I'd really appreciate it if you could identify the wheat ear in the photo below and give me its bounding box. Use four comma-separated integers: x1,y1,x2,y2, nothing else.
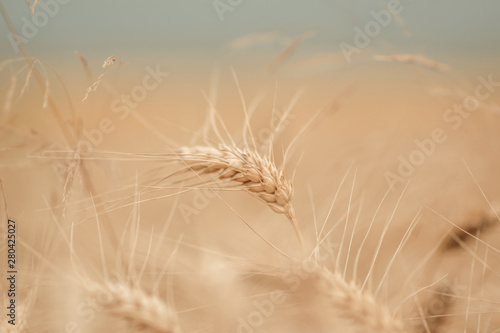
87,282,181,333
176,145,305,250
318,268,404,333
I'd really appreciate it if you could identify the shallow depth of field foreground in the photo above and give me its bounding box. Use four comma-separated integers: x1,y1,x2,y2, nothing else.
1,1,500,332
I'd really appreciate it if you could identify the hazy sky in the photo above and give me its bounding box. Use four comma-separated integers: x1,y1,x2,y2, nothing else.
1,1,499,52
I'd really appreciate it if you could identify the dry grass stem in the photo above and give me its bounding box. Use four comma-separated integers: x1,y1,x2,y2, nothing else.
266,30,316,72
373,54,450,71
82,56,129,102
24,0,39,14
74,50,92,81
3,74,16,118
228,30,280,49
82,73,104,102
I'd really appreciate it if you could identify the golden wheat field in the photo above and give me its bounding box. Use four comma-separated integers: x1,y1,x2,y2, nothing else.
1,1,500,332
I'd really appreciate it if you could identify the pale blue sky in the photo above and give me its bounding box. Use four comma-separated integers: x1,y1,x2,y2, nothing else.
0,1,499,65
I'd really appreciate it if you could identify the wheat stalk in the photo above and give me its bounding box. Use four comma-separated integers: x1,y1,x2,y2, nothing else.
86,281,181,333
317,268,404,333
372,54,450,71
176,145,305,250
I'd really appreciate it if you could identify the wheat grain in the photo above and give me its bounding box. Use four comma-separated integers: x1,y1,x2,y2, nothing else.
102,56,117,68
176,145,305,250
86,281,181,333
442,205,499,251
317,268,404,333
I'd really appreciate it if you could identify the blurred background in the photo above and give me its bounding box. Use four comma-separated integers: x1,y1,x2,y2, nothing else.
1,1,500,332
